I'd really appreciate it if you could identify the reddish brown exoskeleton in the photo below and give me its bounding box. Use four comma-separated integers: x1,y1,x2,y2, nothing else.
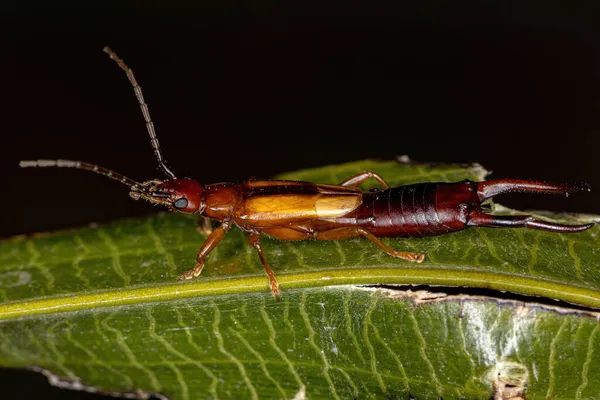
20,48,594,298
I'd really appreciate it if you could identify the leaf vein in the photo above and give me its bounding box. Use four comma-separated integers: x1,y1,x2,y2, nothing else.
260,298,304,388
178,306,219,399
343,291,365,364
211,302,258,400
63,320,134,388
147,307,218,398
25,240,54,292
575,322,599,399
146,220,178,276
526,232,542,275
335,366,359,398
101,314,161,391
299,291,340,400
229,326,288,398
96,229,130,286
164,358,190,400
475,229,514,271
72,235,91,288
456,313,476,386
408,311,443,396
368,303,410,392
45,321,78,380
546,318,569,399
363,295,387,396
568,240,583,279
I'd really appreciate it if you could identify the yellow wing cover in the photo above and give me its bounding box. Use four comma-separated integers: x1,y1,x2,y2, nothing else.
237,181,362,226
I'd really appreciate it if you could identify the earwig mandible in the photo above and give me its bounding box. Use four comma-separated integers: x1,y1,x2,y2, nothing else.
20,47,594,298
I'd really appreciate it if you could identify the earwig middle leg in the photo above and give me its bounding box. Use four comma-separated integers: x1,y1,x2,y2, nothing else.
178,221,230,280
340,171,391,189
316,227,425,262
197,217,213,236
247,232,281,299
468,213,594,233
477,179,591,201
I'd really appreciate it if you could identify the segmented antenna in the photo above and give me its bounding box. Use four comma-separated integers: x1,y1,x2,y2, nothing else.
102,46,177,179
19,160,147,192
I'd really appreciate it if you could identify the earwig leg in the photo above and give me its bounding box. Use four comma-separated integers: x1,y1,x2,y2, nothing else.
339,171,391,189
197,217,213,236
316,227,425,262
178,222,230,280
468,213,594,233
477,179,591,201
247,232,281,299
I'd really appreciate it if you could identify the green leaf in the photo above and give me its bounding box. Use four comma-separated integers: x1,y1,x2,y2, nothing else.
1,159,599,399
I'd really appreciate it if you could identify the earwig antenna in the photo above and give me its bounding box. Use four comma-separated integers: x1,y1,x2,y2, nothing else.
102,46,177,179
19,159,149,193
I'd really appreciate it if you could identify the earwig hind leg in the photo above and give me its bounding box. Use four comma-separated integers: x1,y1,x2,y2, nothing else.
178,222,229,280
316,227,425,263
197,217,213,236
339,171,391,189
468,213,594,233
248,232,281,299
477,179,591,201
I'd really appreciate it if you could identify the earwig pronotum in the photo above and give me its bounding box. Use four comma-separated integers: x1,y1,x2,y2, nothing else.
20,47,594,298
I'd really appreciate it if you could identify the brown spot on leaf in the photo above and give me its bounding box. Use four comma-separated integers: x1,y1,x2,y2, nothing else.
490,361,528,400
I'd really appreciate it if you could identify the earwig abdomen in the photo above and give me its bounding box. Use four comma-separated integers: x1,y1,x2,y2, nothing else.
355,181,481,237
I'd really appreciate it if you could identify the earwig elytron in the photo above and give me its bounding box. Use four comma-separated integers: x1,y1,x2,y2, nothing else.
20,48,594,298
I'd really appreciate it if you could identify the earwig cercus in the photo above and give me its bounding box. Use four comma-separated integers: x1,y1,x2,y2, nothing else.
20,47,595,298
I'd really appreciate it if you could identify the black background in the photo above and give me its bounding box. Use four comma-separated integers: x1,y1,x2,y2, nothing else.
5,1,600,398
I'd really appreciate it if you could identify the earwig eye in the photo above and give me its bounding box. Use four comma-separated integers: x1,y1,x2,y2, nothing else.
173,198,188,209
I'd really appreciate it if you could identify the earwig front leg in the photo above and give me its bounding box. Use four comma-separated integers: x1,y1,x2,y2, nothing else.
316,227,425,262
247,232,281,299
178,221,230,280
339,171,391,189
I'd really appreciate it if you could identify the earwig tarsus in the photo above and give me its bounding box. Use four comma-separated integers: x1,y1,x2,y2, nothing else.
20,48,594,298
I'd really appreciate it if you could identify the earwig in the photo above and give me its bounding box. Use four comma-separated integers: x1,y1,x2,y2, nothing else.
20,48,594,298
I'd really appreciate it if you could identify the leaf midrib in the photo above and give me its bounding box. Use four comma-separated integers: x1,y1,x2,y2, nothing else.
1,266,599,320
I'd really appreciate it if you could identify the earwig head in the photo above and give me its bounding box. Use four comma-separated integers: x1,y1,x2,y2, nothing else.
134,178,205,214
